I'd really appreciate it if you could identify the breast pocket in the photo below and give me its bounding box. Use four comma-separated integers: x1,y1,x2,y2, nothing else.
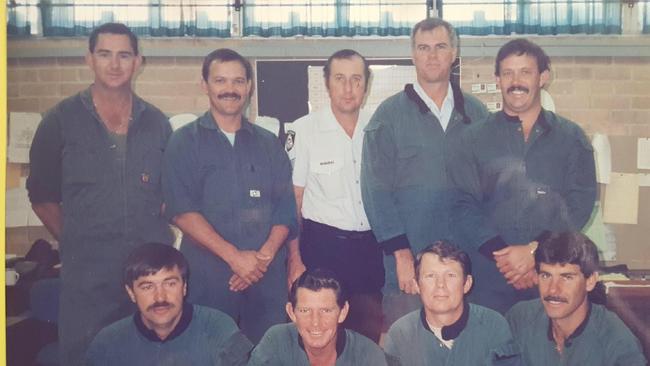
62,144,99,185
395,144,423,188
309,152,345,200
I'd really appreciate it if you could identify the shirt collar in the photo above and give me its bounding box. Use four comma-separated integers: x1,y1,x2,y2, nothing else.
298,325,346,359
80,86,146,123
197,111,254,135
420,301,470,341
404,83,471,125
546,301,592,348
133,302,193,343
317,106,340,132
413,81,454,115
499,109,552,131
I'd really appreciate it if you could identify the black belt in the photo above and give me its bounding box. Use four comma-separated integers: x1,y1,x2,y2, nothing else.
303,219,374,241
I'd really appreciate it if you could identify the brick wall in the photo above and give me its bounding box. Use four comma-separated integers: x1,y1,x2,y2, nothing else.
8,55,650,136
6,48,650,256
460,56,650,136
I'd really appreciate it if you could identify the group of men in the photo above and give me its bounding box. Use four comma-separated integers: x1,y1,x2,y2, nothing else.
26,15,646,366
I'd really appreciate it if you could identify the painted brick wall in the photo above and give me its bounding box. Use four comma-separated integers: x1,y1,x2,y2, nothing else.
8,55,650,136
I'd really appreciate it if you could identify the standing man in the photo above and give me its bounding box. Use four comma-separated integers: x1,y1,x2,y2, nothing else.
361,17,489,325
506,232,646,365
163,48,297,343
385,241,520,366
27,23,173,366
287,49,384,343
448,39,597,313
87,243,253,365
249,269,389,366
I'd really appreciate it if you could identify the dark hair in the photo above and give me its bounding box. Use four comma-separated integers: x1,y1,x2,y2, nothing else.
495,38,551,76
124,243,188,288
535,232,600,277
323,49,371,91
202,48,253,82
411,17,459,49
289,268,347,308
89,22,139,55
415,240,472,279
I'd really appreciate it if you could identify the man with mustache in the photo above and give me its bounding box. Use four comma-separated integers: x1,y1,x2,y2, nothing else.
162,48,297,343
361,17,488,328
506,232,646,365
447,39,597,313
87,243,253,365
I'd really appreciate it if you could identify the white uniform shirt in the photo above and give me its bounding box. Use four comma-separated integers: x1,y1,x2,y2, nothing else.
292,107,372,231
413,81,455,131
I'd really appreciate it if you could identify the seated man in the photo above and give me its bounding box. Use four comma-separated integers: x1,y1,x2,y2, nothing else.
86,242,253,366
248,269,389,365
384,241,521,366
507,231,647,365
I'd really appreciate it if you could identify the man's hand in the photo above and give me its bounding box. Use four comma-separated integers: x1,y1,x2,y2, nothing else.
286,254,306,290
394,248,419,294
493,243,536,286
227,250,265,287
229,251,274,292
512,269,538,290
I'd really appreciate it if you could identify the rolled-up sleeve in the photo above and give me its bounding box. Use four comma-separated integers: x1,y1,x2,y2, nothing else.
162,127,201,220
269,137,298,240
27,111,63,204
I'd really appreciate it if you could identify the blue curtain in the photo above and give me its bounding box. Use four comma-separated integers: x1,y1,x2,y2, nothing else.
641,0,650,34
7,0,35,35
243,0,427,37
15,0,231,37
443,0,622,35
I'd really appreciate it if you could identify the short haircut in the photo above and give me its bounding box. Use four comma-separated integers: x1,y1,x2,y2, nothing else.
124,243,188,288
415,240,472,279
323,49,371,90
495,38,551,76
89,22,139,55
288,268,347,308
535,231,600,278
411,17,459,49
202,48,253,82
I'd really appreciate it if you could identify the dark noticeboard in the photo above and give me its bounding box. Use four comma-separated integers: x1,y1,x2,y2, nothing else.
255,58,460,124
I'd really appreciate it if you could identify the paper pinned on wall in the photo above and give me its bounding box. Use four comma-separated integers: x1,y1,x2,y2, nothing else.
6,177,43,228
583,201,615,260
638,138,650,170
592,133,611,184
638,173,650,187
8,112,41,164
603,173,639,224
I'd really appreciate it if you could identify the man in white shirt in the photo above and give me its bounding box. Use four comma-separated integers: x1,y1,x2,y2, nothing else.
287,49,384,343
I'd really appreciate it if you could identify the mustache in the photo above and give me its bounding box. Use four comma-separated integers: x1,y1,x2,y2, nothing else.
507,85,529,94
147,301,173,311
543,296,568,303
217,92,242,100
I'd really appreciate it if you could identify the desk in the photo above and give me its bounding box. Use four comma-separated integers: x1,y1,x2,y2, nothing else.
605,280,650,361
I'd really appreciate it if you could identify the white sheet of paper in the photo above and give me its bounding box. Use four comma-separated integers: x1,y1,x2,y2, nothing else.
8,112,41,164
592,133,611,184
582,202,615,260
5,178,43,227
603,173,639,224
638,173,650,187
638,138,650,170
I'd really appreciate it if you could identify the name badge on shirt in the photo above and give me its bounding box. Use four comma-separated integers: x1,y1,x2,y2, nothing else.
250,190,261,198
